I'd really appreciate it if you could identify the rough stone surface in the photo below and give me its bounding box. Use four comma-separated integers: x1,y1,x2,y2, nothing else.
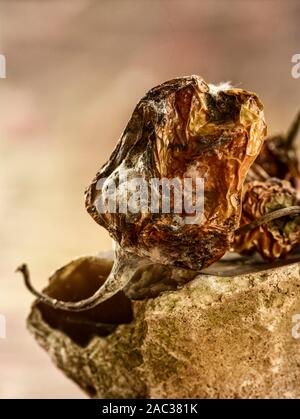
27,256,300,399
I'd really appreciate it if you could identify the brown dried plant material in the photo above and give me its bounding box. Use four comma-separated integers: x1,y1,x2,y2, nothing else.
86,77,266,268
18,76,266,310
233,179,300,260
35,256,133,346
255,111,300,187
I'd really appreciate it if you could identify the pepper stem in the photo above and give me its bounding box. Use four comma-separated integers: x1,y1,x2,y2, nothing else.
235,205,300,236
16,251,148,312
286,110,300,147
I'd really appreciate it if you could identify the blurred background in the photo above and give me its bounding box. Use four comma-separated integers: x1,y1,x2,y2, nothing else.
0,0,300,398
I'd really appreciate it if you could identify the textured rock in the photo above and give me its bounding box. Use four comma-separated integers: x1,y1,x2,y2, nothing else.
27,253,300,398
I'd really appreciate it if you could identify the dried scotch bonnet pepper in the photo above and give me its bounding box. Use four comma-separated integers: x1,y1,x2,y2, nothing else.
18,75,267,310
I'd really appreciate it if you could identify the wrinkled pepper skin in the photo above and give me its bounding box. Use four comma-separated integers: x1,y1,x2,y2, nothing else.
86,76,267,270
233,179,300,260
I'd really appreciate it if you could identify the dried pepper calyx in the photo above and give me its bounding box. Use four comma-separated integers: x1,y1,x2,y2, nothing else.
233,178,300,259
